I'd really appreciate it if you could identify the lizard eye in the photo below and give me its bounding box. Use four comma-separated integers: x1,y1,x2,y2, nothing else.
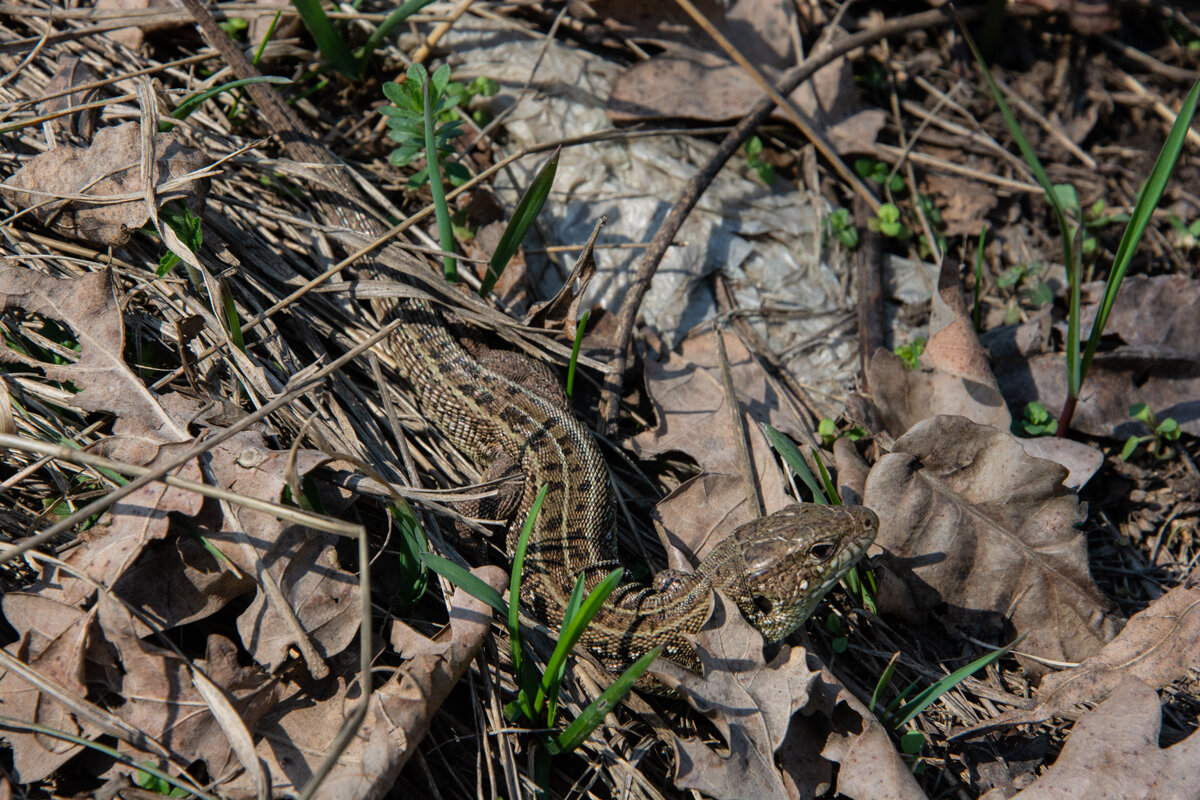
808,541,837,562
752,594,773,615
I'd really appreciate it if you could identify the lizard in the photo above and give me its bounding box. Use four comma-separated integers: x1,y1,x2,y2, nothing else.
179,0,880,674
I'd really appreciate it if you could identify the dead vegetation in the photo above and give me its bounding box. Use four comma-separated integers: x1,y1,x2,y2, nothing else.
0,1,1198,798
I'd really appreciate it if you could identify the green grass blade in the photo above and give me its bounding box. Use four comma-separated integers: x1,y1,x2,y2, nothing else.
889,638,1020,728
423,76,457,281
479,148,560,297
219,279,245,352
291,0,359,78
1079,75,1200,385
356,0,440,70
1064,226,1084,399
809,447,841,505
973,223,987,331
419,553,507,616
509,484,549,700
169,75,291,123
957,16,1073,286
565,310,590,398
536,567,625,722
870,653,899,714
763,423,827,504
546,645,662,755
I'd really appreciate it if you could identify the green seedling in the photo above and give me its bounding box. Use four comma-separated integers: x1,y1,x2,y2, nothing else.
854,158,906,193
871,639,1018,736
899,730,927,774
1012,401,1057,437
136,761,189,797
894,337,925,370
153,201,203,276
389,502,429,612
824,611,849,653
744,136,777,185
1120,403,1181,460
419,485,659,789
1168,214,1200,252
566,310,590,399
817,417,866,448
869,203,911,240
995,263,1052,324
826,207,860,249
1052,184,1129,261
958,11,1200,435
382,63,462,278
381,63,469,189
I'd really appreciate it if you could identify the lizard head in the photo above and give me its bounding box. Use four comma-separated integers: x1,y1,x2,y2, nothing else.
703,503,879,642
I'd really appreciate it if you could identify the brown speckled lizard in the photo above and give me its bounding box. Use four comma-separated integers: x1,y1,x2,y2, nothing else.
180,0,878,672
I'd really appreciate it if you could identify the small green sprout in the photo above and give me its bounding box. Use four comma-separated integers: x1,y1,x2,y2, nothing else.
1168,214,1200,252
818,417,867,448
996,263,1052,324
743,136,776,185
1120,403,1181,460
894,337,925,370
381,63,469,189
825,612,849,653
826,207,860,249
1012,401,1057,437
869,203,911,240
854,158,905,193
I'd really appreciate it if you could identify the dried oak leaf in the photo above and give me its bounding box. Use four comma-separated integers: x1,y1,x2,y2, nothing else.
227,568,505,799
994,275,1200,438
607,43,884,154
632,328,800,524
650,593,821,800
205,432,359,673
1,121,208,246
977,577,1200,731
807,656,929,800
870,262,1101,488
0,268,188,440
870,260,1011,435
0,596,111,782
36,57,100,140
98,596,278,783
981,677,1200,800
863,415,1121,668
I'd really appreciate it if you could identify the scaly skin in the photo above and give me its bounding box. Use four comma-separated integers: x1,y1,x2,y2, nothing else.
178,0,879,671
390,298,879,673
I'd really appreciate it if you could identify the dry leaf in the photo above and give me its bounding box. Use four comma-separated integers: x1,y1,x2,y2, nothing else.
584,0,795,66
607,43,885,154
99,597,278,783
985,677,1200,800
978,578,1200,731
863,415,1121,668
36,57,100,141
651,593,820,800
0,268,189,440
632,328,802,519
0,597,109,782
1,122,208,246
205,433,359,674
994,275,1200,438
231,567,506,799
869,261,1011,435
812,657,929,800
